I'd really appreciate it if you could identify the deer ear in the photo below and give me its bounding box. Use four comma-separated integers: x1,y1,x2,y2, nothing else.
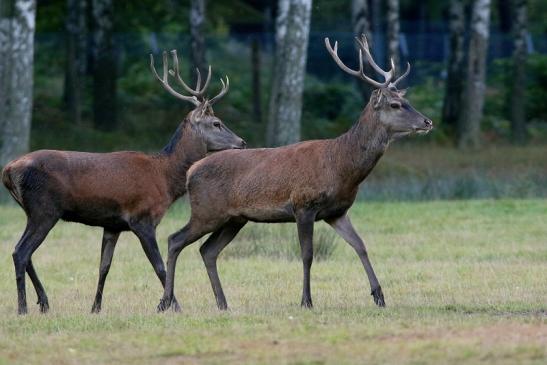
397,88,408,97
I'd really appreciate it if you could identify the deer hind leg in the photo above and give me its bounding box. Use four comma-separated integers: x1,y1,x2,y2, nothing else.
296,210,316,309
326,214,385,307
13,216,58,315
200,219,247,310
91,230,120,313
26,259,49,313
157,219,215,312
129,221,181,312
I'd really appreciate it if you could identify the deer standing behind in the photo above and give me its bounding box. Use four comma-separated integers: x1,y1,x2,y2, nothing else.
157,36,433,312
2,50,245,315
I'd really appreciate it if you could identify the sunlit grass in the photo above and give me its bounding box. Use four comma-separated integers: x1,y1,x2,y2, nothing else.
0,199,546,364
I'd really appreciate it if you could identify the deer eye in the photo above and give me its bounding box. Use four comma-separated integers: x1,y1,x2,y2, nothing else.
390,102,401,109
213,121,221,129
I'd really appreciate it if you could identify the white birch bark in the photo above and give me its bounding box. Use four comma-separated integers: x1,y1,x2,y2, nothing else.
266,0,312,147
458,0,491,148
387,0,400,69
0,0,36,167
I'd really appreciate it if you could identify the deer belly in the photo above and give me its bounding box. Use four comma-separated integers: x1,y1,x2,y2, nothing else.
61,198,130,231
241,203,296,223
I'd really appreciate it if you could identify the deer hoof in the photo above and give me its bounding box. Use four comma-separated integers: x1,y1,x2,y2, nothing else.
371,286,385,307
91,303,101,314
171,298,182,312
38,299,50,313
301,299,313,309
157,297,172,312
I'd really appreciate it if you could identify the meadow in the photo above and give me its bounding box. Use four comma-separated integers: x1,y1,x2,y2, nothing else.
0,198,545,364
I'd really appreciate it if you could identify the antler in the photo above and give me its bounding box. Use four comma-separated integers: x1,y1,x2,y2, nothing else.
325,35,410,89
150,51,200,106
208,76,229,105
150,50,230,106
168,50,212,99
391,62,411,88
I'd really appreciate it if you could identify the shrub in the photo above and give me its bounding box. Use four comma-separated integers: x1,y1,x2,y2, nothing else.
222,223,338,261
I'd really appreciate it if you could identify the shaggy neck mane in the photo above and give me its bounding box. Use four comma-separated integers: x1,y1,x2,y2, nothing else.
157,114,207,199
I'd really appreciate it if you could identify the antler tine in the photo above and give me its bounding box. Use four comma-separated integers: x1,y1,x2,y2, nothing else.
324,38,361,79
390,62,411,88
150,51,200,106
198,65,212,95
208,76,229,105
167,50,204,98
355,34,394,86
194,67,202,91
324,37,385,89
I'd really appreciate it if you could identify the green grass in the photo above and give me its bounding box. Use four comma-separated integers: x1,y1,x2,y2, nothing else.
0,199,546,364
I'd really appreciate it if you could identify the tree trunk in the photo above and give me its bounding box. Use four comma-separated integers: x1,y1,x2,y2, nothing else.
190,0,207,86
442,0,465,131
510,0,528,144
266,0,312,147
351,0,373,100
457,0,491,149
387,0,400,69
0,0,36,167
64,0,87,125
92,0,116,131
251,37,262,124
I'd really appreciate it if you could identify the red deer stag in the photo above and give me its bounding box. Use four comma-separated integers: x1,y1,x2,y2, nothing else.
2,50,245,315
156,35,433,312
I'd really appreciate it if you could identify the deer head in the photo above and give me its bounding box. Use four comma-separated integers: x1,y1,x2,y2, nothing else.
150,50,245,152
325,35,433,139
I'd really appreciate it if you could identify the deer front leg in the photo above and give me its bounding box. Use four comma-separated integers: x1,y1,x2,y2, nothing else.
295,210,316,308
130,222,181,312
91,230,120,313
326,214,385,307
158,220,209,312
200,220,247,311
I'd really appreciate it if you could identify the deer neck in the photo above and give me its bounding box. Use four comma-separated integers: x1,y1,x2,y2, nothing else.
159,121,207,199
335,105,390,185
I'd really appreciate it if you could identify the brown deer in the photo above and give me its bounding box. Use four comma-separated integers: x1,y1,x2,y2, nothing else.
156,36,433,312
2,50,245,315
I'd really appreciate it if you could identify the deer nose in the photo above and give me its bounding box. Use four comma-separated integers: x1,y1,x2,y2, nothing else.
424,119,433,128
240,139,247,148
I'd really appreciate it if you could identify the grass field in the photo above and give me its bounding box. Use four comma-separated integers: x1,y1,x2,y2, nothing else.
0,199,546,364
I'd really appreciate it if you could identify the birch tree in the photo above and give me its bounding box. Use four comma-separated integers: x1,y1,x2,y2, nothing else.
387,0,400,69
457,0,491,148
510,0,528,144
266,0,312,147
352,0,371,43
0,0,36,167
351,0,373,100
65,0,87,125
190,0,207,85
442,0,465,130
92,0,116,131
